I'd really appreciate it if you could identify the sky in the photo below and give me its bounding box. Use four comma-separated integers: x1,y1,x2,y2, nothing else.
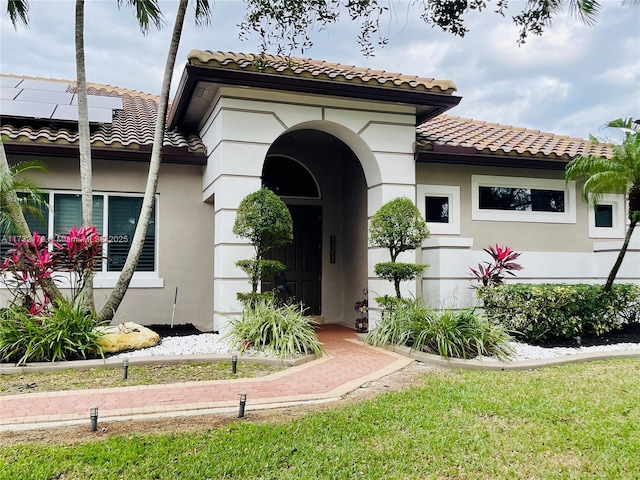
1,0,639,140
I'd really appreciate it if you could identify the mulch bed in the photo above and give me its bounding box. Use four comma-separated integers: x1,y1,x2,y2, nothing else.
147,324,206,338
531,322,640,348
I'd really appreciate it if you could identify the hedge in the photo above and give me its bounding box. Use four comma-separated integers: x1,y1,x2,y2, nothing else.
477,283,640,342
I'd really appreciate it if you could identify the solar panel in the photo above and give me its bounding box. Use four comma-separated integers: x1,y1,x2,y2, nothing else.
50,105,114,123
1,86,19,100
49,104,78,122
0,99,56,119
0,77,21,88
18,79,70,92
15,89,74,105
0,75,122,125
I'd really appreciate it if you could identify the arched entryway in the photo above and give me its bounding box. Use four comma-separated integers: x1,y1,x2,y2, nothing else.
262,155,322,314
261,128,368,323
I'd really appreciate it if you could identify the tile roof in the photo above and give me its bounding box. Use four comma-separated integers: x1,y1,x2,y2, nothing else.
187,51,458,95
416,115,612,160
0,74,206,157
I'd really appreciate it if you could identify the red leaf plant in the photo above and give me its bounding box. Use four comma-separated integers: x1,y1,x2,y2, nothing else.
470,244,523,287
0,226,103,314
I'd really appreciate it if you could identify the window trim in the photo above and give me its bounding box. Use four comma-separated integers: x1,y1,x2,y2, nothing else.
3,189,162,289
417,184,460,235
471,175,576,224
588,193,626,239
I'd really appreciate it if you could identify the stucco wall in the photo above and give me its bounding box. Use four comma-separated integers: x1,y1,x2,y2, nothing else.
2,157,214,331
416,161,640,308
416,162,595,253
199,86,419,329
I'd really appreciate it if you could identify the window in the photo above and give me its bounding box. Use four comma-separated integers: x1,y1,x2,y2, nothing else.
588,194,625,238
107,196,155,272
478,186,564,212
595,205,613,228
472,175,576,224
425,196,449,223
1,191,157,274
417,185,460,235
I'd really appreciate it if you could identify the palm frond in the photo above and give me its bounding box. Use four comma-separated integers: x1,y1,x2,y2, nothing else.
6,0,29,29
117,0,165,34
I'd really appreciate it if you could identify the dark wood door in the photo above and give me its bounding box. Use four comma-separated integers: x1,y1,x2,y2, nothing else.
262,205,322,315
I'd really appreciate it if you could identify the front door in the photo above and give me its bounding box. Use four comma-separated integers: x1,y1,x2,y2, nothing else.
262,205,322,315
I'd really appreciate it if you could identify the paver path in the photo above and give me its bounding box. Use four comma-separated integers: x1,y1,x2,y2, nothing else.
0,325,413,429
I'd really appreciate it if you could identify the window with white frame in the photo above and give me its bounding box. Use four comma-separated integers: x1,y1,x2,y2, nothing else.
588,194,626,238
1,191,157,273
417,185,460,235
471,175,576,223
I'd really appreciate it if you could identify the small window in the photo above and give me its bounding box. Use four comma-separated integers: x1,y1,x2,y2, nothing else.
417,185,460,235
425,196,449,223
595,204,613,228
588,194,625,238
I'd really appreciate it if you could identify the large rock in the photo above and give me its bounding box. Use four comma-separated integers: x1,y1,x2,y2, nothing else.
96,322,160,353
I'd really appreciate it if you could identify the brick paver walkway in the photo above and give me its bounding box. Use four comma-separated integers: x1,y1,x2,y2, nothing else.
0,325,413,430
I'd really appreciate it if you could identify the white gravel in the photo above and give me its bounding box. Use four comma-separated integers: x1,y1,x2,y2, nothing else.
502,341,640,362
111,333,239,358
112,332,640,362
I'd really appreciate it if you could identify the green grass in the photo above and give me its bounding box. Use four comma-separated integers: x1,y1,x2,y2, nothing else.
2,359,639,479
0,361,286,395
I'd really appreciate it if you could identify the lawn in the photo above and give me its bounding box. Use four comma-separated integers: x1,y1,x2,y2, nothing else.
1,358,639,479
0,361,286,395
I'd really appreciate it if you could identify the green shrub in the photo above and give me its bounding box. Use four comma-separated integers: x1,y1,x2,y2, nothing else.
0,300,105,365
366,296,434,348
223,297,324,358
477,283,640,342
366,298,513,359
414,308,514,360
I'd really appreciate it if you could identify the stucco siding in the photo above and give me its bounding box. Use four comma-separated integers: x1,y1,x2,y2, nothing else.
2,157,215,331
416,162,596,252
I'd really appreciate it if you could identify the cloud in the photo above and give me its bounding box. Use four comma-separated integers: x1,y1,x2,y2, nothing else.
1,0,638,140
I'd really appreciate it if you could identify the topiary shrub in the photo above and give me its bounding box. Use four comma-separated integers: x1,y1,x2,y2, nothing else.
477,283,640,342
233,188,293,295
369,197,429,298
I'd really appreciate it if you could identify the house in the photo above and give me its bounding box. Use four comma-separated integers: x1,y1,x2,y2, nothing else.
1,52,639,332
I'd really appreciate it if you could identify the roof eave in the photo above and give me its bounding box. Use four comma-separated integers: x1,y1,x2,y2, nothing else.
168,64,462,130
2,141,207,165
416,147,570,171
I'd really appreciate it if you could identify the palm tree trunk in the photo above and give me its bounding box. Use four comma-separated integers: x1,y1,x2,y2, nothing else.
604,220,638,292
97,0,188,322
1,140,64,305
74,0,95,313
1,141,32,238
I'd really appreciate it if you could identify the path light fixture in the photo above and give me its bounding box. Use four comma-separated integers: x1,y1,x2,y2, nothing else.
122,358,129,380
231,353,238,374
238,391,247,418
90,405,99,432
575,336,582,346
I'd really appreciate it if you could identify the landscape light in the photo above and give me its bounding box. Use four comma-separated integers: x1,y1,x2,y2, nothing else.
232,353,238,374
238,391,247,418
90,405,99,432
122,358,129,380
